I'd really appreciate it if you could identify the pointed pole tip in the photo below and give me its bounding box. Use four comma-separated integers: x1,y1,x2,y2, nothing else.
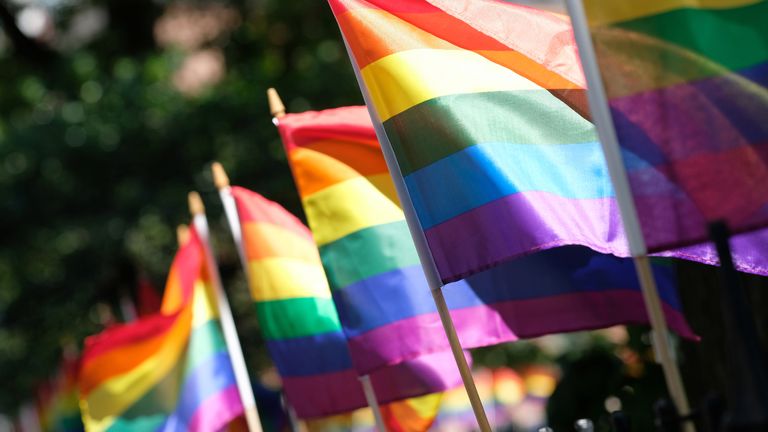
211,162,230,190
188,191,205,216
267,87,286,119
176,224,190,246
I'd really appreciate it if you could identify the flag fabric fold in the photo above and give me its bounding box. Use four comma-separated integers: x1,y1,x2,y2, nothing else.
275,105,695,376
230,186,463,419
327,0,768,283
77,228,244,432
580,0,768,253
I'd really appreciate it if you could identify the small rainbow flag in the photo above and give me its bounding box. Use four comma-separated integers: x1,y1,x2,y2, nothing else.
78,227,244,431
42,353,83,432
581,0,768,253
231,186,465,418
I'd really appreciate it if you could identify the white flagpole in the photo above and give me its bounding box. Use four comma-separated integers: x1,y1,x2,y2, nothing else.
188,191,263,432
333,26,492,431
564,1,693,428
211,163,307,432
118,293,137,323
359,375,387,432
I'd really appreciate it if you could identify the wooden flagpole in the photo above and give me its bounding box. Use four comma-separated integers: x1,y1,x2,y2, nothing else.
265,92,389,432
335,25,493,431
564,1,693,430
188,191,263,432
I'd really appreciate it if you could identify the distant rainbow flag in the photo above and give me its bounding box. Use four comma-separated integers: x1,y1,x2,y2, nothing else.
43,353,83,432
78,227,244,431
230,186,464,418
380,393,442,432
275,105,694,373
302,392,444,432
578,0,768,260
327,0,768,281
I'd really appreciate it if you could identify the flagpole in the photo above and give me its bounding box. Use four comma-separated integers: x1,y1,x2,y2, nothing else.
211,163,307,432
332,27,493,431
188,191,263,432
359,376,387,432
118,292,137,323
564,1,693,429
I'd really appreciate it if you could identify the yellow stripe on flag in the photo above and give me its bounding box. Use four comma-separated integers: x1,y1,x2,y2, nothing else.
366,173,401,208
192,280,219,328
247,258,331,301
584,0,762,27
361,48,543,121
242,222,320,262
302,176,404,246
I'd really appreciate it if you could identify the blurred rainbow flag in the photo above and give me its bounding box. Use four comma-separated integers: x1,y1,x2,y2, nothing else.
39,352,83,432
381,393,443,432
77,227,244,431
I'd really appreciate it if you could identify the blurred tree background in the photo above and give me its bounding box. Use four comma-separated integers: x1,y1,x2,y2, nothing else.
1,0,767,429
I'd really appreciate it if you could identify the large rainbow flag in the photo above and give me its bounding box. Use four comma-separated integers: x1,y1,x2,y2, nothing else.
275,105,694,374
327,0,768,281
230,186,464,418
78,227,244,431
579,0,768,254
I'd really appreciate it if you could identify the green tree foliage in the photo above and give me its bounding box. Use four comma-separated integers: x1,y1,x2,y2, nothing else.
0,0,362,411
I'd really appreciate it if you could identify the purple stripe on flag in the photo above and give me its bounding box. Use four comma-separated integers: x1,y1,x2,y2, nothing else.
281,354,467,419
423,189,768,282
347,291,695,373
657,225,768,276
187,385,243,432
609,66,768,249
369,350,466,404
281,369,368,418
423,191,628,283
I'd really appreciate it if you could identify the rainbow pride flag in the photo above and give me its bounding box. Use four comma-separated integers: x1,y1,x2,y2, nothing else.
78,227,244,432
275,105,694,372
581,0,768,253
381,393,442,432
230,186,465,418
328,0,768,281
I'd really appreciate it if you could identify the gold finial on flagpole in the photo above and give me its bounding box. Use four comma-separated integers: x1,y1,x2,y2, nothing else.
176,224,190,246
267,87,286,119
188,191,205,216
212,162,230,190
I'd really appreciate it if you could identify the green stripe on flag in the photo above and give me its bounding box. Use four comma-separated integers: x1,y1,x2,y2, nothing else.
183,320,228,378
383,90,596,176
319,221,420,290
107,415,167,432
616,2,768,71
255,297,342,340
